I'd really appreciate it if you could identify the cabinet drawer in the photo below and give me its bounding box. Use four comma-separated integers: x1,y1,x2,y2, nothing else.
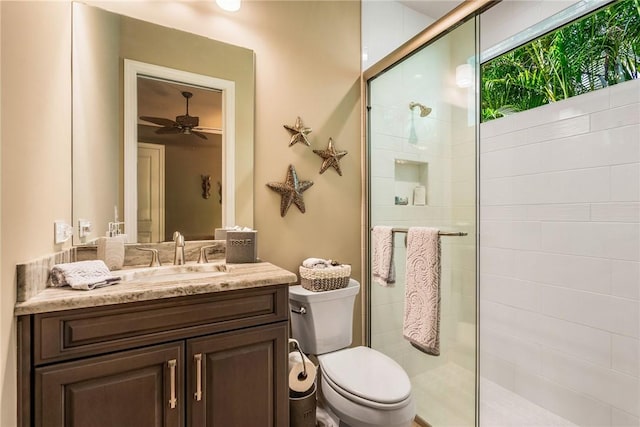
34,285,288,365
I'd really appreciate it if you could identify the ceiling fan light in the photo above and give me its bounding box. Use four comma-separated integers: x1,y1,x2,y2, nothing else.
216,0,241,12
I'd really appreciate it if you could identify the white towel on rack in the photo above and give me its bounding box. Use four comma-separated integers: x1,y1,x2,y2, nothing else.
403,227,441,356
372,226,395,286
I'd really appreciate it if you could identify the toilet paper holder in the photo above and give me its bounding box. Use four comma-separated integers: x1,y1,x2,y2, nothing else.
289,338,308,380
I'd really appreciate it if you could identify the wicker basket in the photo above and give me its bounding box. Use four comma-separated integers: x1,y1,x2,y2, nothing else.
299,264,351,292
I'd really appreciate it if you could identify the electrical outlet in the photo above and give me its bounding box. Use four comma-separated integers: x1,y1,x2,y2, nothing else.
54,221,73,244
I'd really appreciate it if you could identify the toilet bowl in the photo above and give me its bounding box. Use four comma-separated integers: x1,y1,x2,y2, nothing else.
289,280,415,427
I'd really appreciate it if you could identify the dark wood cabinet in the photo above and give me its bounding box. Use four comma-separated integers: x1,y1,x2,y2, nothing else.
188,323,287,427
35,342,183,427
19,285,289,427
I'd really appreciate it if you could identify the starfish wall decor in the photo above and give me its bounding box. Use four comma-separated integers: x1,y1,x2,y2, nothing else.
284,116,312,147
266,164,314,217
313,137,348,176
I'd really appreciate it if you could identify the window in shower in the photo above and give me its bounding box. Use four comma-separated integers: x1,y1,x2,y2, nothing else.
482,0,640,122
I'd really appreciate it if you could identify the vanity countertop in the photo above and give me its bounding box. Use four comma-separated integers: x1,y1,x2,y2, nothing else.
15,261,297,316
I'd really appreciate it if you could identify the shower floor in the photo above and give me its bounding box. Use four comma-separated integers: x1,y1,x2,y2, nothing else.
480,379,579,427
411,363,578,427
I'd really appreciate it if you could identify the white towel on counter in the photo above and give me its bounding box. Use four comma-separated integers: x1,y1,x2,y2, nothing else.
372,226,395,286
403,227,441,356
49,260,121,291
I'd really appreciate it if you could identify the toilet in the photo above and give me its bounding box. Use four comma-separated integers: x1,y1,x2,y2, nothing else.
289,279,415,427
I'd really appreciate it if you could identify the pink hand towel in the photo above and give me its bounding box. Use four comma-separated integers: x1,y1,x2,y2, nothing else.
403,227,441,356
372,226,395,286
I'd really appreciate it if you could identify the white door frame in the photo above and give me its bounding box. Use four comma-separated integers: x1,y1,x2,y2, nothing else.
123,59,235,242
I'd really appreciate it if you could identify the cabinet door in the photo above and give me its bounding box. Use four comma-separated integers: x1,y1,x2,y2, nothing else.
35,342,183,427
187,322,288,427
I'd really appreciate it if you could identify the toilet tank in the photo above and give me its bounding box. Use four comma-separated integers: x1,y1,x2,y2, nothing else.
289,279,360,355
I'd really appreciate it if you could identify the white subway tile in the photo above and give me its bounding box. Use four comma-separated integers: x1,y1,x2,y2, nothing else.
541,167,611,204
370,150,396,178
370,176,395,206
480,351,516,389
513,368,612,427
481,206,519,221
610,79,640,108
541,222,640,261
481,274,539,311
525,204,591,222
482,328,542,373
612,334,639,377
480,300,519,337
612,164,640,202
480,176,515,205
612,408,640,427
541,349,639,416
612,260,640,300
539,285,639,337
480,128,529,153
482,143,543,178
527,115,590,144
514,251,611,294
526,311,611,367
541,124,640,172
592,103,640,131
480,247,517,277
592,202,640,223
481,114,522,139
480,220,511,249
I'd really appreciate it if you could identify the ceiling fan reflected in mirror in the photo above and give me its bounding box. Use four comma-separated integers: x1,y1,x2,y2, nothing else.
140,91,208,140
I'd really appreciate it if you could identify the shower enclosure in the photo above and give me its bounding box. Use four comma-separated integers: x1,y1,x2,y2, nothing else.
365,16,479,427
366,1,639,426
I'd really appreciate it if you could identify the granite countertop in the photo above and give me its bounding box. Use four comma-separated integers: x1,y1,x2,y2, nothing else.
15,261,297,315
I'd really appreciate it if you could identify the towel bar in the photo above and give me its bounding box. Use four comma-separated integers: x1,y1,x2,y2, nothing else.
371,227,467,237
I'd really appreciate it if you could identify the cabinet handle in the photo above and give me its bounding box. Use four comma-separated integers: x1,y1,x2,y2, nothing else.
194,353,203,401
168,359,177,409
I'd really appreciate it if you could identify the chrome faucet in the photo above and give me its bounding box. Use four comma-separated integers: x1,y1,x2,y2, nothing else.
173,231,185,265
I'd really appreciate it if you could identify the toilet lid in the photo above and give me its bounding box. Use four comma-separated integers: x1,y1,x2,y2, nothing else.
318,346,411,405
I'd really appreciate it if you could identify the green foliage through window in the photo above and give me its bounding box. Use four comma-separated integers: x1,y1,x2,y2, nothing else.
481,0,640,122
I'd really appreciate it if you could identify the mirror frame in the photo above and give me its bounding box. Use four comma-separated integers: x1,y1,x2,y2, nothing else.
124,59,235,243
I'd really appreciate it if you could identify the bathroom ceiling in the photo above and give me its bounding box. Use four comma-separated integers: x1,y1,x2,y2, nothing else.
137,77,222,147
398,0,464,21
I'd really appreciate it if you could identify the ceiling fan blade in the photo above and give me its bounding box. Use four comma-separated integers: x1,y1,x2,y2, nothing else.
192,130,208,140
140,116,177,127
155,126,181,135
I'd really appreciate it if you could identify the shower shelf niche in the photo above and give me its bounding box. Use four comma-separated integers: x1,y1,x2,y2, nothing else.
394,159,428,206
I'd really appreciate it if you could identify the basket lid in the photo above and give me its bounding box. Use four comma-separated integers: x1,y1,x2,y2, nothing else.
289,279,359,302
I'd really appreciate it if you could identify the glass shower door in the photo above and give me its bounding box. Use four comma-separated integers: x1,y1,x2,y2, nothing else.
367,18,478,427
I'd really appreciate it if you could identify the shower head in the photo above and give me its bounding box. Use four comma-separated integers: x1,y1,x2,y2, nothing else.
409,101,432,117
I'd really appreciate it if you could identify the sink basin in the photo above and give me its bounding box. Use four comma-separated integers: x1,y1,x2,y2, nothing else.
118,262,227,284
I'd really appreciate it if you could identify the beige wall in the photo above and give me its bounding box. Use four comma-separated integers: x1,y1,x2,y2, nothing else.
0,1,361,425
164,142,222,240
1,2,73,425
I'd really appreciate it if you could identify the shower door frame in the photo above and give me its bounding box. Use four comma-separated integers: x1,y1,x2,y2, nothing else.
361,1,495,425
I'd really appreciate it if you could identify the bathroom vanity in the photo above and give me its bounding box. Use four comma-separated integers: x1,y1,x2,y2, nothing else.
15,260,297,427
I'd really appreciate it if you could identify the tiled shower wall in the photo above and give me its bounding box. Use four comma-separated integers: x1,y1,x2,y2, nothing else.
480,78,640,426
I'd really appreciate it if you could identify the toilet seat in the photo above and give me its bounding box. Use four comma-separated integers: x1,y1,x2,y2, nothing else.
318,346,412,409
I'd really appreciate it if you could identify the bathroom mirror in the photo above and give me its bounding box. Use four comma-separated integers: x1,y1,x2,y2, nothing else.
72,2,255,244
